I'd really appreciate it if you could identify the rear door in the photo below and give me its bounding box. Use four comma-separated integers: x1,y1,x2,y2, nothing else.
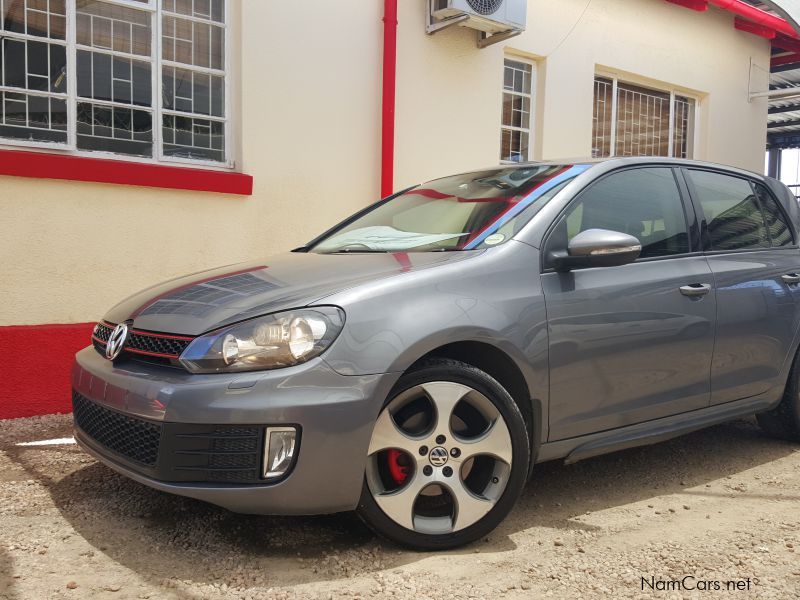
542,166,716,440
683,169,800,405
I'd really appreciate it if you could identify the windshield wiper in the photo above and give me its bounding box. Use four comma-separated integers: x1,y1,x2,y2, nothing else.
322,248,391,254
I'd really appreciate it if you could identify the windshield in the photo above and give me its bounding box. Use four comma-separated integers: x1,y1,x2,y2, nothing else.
310,164,589,253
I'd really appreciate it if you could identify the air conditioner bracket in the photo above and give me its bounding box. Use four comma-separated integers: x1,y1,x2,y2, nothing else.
477,28,522,48
426,12,470,34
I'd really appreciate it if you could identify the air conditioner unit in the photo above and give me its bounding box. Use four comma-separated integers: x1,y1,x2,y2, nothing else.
429,0,527,37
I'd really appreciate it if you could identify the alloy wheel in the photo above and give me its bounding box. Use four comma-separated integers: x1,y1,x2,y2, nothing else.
365,381,513,534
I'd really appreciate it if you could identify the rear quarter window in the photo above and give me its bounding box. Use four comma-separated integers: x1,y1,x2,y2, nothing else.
753,183,794,247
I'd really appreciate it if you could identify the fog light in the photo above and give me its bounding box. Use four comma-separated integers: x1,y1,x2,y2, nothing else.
263,427,297,479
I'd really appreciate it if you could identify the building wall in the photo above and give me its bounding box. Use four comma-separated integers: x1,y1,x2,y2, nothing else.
394,0,770,188
0,0,384,328
0,0,771,417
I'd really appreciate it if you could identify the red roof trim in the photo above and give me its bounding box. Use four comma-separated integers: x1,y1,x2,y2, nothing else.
734,16,777,39
665,0,708,12
0,149,253,196
771,51,800,67
665,0,798,41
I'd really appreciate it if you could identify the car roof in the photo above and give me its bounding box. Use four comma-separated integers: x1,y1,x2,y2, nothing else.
514,156,765,179
446,157,768,184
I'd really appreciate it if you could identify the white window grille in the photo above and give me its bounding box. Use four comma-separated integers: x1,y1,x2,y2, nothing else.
592,75,695,160
501,58,534,163
0,0,230,167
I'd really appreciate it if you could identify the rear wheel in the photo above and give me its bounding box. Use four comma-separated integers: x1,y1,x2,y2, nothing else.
757,350,800,442
357,358,529,550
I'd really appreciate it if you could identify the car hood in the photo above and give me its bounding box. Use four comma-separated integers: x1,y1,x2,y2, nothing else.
103,251,474,336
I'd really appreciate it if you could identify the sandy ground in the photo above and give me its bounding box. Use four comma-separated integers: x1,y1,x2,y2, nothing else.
1,414,799,600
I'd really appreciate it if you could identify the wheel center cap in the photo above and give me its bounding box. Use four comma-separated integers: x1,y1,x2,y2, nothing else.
428,446,449,467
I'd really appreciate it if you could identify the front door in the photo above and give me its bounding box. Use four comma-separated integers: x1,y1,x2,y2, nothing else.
541,167,716,441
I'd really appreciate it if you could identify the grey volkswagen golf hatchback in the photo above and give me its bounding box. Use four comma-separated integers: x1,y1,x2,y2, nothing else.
74,157,800,550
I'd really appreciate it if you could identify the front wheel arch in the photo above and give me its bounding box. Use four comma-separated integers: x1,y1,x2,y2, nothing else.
407,341,542,474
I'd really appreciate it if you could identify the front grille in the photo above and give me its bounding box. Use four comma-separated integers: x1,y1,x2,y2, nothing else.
73,392,267,484
128,331,192,356
94,323,112,343
163,425,264,483
72,391,162,466
92,321,193,361
213,436,259,453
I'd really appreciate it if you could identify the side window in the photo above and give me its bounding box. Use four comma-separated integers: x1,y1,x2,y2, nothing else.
753,184,794,247
545,167,690,264
687,170,769,251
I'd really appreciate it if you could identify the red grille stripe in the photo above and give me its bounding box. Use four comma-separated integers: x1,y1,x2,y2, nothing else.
126,348,182,359
129,329,194,341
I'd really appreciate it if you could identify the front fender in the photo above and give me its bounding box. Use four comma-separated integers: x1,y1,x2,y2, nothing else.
319,243,549,409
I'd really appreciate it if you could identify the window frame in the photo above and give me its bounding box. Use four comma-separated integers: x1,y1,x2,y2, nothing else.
540,165,699,273
592,72,698,161
751,180,797,248
0,0,233,170
500,56,535,164
681,167,799,254
0,0,71,150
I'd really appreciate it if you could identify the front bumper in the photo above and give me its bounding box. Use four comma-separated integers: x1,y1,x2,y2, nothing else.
72,347,398,515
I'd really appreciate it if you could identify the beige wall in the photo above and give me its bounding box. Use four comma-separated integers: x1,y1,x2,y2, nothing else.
394,0,770,188
0,0,383,326
0,0,770,326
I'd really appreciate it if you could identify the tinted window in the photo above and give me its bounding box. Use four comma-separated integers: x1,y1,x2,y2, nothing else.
688,170,769,251
546,167,689,262
753,183,793,247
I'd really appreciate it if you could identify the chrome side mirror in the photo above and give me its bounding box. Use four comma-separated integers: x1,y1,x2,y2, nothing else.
549,229,642,272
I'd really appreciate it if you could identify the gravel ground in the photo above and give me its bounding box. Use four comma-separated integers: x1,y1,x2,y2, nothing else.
1,414,799,600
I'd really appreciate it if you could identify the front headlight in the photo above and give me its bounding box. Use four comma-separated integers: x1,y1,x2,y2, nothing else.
179,307,345,373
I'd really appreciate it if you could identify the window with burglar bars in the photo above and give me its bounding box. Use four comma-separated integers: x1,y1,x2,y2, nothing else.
0,0,229,166
501,58,534,163
592,76,695,160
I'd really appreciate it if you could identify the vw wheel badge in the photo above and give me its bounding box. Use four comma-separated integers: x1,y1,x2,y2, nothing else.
429,446,449,467
105,322,130,360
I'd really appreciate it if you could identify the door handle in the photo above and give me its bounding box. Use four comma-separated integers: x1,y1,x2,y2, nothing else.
679,283,712,297
781,273,800,284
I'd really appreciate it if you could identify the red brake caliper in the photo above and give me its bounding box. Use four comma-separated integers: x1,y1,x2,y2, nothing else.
387,449,410,485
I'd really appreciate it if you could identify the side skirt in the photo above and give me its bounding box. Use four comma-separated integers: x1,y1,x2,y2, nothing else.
536,393,780,465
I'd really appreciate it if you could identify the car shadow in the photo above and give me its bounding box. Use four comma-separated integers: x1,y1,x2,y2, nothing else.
3,417,797,591
490,418,799,547
0,546,16,600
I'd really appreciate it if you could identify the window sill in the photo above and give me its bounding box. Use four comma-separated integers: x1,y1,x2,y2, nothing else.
0,149,253,196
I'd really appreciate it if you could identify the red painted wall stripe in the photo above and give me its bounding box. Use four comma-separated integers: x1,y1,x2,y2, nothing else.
0,149,253,195
0,323,94,420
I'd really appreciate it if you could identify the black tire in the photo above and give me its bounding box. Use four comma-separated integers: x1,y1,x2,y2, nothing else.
356,357,530,550
757,350,800,442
